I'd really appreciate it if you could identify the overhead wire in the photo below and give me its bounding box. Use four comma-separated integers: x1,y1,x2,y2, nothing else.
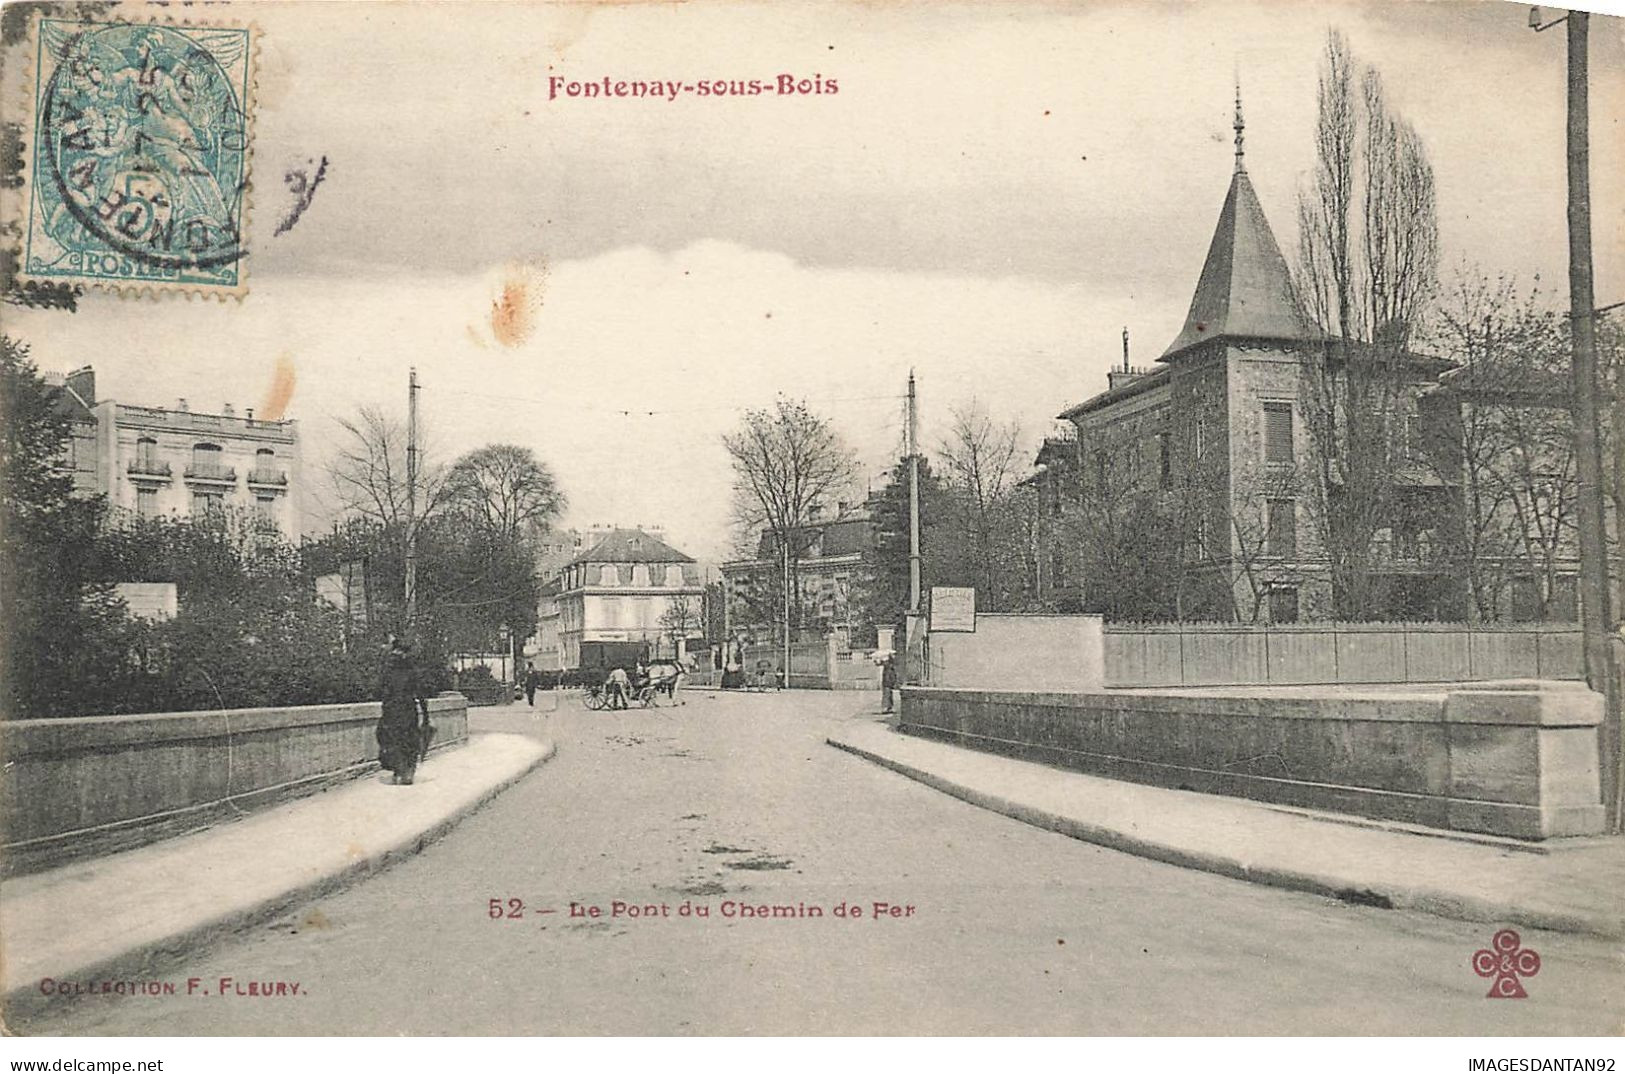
437,386,906,418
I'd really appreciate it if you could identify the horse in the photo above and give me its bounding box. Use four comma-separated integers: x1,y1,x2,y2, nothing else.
644,661,686,702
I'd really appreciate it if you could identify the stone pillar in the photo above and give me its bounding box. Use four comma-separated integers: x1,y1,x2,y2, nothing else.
1443,680,1606,838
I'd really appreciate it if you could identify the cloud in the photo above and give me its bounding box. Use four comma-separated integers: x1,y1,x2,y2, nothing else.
234,0,1625,302
6,239,1156,559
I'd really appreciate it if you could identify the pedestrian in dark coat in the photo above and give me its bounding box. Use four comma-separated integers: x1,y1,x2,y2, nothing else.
880,654,898,714
378,636,431,785
524,661,539,707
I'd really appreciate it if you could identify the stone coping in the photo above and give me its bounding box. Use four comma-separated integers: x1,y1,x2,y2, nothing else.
1,693,468,755
902,682,1601,728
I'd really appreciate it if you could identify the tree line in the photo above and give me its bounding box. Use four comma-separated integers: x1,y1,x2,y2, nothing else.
721,31,1619,631
0,337,565,718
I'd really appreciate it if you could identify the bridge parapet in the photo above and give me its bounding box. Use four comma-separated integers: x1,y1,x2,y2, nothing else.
0,694,469,876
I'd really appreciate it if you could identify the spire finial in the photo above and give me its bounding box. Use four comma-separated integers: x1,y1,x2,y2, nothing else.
1233,81,1246,173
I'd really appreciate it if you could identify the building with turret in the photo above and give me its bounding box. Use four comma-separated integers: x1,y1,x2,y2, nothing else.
1030,94,1468,622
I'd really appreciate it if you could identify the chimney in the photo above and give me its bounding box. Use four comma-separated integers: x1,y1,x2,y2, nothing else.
245,407,255,422
1107,329,1145,391
176,398,189,413
223,403,235,417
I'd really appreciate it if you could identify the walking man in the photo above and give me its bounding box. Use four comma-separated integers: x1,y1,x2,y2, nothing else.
524,661,539,707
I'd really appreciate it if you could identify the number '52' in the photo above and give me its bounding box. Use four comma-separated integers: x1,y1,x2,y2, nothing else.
488,898,524,919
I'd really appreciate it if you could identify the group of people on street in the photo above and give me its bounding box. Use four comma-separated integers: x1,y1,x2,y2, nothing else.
378,633,895,786
602,660,687,708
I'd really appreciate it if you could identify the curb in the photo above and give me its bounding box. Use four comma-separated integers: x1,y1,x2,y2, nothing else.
2,738,557,1019
827,733,1621,941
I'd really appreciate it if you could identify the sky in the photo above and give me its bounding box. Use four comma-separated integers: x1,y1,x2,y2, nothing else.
5,0,1623,562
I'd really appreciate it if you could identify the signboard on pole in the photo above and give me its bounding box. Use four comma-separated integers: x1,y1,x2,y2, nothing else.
929,586,976,632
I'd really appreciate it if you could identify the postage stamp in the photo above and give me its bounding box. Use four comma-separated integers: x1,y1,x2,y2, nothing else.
19,15,254,295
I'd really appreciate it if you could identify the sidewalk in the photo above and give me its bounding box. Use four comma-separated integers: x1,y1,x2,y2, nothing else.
829,719,1624,940
0,733,553,1012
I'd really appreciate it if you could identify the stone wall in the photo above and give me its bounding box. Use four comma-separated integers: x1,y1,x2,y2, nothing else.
0,694,468,875
928,615,1105,692
899,681,1603,839
1104,623,1583,688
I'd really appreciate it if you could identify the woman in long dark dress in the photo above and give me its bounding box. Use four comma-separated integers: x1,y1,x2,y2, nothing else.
378,637,430,785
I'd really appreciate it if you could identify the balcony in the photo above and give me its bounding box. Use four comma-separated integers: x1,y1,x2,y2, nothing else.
126,459,173,481
246,467,288,487
183,462,237,486
116,404,296,440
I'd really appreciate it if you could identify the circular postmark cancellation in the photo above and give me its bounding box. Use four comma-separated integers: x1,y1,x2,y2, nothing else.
26,18,253,289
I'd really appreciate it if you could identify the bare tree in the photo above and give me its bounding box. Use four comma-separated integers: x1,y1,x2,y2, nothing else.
722,398,858,641
1429,270,1576,621
325,406,449,532
936,401,1026,609
1295,29,1441,618
658,593,703,656
443,444,566,541
432,444,565,673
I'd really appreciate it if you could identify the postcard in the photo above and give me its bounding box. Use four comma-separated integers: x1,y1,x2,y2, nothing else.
1,0,1621,1052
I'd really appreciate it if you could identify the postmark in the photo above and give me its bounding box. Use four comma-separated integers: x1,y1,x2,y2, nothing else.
19,14,255,295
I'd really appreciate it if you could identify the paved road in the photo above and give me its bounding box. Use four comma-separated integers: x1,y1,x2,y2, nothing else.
22,690,1623,1035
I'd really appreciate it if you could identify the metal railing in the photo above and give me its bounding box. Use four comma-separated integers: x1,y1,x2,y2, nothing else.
126,459,172,477
183,462,237,482
246,467,288,485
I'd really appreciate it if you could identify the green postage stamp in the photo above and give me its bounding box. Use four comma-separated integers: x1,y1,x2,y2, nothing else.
20,14,255,295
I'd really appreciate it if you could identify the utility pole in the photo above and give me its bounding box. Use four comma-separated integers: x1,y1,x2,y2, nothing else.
405,367,420,631
907,369,921,613
782,529,792,690
1537,7,1622,830
905,370,923,686
721,569,731,638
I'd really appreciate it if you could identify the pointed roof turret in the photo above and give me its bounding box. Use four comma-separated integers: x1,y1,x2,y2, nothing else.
1158,92,1318,363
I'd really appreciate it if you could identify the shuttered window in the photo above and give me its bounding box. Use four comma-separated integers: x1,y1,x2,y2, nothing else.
1263,403,1294,464
1269,587,1300,623
1267,499,1296,558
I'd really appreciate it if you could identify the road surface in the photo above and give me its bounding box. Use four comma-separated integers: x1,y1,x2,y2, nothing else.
18,689,1623,1034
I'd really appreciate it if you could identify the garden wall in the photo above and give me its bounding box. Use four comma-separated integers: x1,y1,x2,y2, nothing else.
925,614,1106,692
1103,622,1584,688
